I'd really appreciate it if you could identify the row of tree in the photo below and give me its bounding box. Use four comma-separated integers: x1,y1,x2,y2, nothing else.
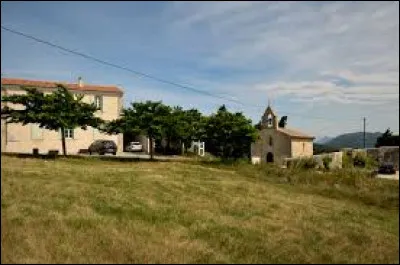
1,85,257,159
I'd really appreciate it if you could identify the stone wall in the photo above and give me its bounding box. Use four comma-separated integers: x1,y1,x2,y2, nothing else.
342,147,399,170
283,151,343,169
291,139,313,158
251,156,261,165
367,147,398,169
313,152,343,169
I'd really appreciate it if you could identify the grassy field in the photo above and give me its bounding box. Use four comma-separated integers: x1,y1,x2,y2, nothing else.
1,155,399,264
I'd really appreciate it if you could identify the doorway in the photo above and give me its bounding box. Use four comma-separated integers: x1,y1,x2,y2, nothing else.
266,152,274,163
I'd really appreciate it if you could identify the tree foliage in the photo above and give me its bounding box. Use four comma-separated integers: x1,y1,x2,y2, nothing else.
254,121,262,130
159,106,183,154
278,116,287,128
1,85,102,155
313,143,339,155
102,100,171,159
203,105,257,159
162,107,205,154
375,128,399,147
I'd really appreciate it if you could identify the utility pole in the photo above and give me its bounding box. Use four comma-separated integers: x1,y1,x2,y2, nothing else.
363,117,366,149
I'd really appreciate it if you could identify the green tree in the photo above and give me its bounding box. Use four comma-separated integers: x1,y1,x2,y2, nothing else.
160,106,181,154
1,85,103,156
178,108,205,154
376,128,399,147
156,106,206,155
254,121,262,130
278,116,287,128
102,101,170,160
203,105,257,159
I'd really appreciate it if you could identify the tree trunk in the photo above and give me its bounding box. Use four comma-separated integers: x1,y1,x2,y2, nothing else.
163,137,166,155
149,137,154,160
61,127,67,156
167,137,171,155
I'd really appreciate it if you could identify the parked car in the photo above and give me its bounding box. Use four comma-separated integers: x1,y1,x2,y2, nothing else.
126,141,143,152
378,162,396,175
88,140,117,155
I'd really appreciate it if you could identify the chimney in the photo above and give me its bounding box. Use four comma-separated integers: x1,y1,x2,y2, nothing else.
78,76,83,87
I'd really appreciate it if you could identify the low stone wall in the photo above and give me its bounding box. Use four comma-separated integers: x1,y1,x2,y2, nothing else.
251,156,261,165
283,151,343,169
344,146,399,170
313,152,343,169
252,146,398,169
368,147,398,169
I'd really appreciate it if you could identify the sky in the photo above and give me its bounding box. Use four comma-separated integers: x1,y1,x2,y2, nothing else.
1,1,399,139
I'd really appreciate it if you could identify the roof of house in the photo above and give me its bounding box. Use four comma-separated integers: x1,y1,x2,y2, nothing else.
1,78,123,95
277,127,315,139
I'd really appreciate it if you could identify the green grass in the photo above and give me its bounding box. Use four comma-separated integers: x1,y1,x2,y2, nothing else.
1,155,399,264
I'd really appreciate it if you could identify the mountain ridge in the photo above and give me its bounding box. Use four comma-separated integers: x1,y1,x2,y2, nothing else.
323,131,383,149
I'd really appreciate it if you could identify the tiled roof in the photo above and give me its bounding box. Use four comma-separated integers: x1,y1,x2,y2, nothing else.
1,78,123,95
277,127,314,139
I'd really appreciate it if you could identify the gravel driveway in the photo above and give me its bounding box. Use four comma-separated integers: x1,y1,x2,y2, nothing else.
82,152,193,161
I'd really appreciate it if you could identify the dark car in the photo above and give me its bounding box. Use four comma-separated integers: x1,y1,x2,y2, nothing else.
378,162,396,175
88,140,117,155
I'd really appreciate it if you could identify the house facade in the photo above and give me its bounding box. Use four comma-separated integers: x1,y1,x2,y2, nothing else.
251,105,314,165
1,77,124,155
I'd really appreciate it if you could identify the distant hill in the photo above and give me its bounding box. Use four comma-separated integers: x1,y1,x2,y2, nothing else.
324,132,382,149
313,143,339,155
315,136,333,144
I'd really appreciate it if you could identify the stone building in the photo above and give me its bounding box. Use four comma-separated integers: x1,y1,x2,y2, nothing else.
1,77,124,155
251,105,314,165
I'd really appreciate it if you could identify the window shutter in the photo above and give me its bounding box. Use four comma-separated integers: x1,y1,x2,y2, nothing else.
94,95,103,112
99,96,103,111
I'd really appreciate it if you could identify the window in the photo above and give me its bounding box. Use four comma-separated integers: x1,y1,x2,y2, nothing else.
94,95,103,111
31,124,43,140
269,136,273,146
302,142,305,152
64,128,74,139
267,114,273,127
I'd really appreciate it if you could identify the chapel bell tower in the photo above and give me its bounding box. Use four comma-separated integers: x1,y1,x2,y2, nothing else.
261,104,278,129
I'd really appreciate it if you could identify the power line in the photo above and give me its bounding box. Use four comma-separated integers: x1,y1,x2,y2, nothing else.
2,25,324,120
1,25,393,123
1,25,244,106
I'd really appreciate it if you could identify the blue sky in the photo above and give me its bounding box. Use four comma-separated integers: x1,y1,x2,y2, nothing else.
1,1,399,139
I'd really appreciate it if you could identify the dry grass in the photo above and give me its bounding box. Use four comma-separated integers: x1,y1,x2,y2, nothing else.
1,156,399,264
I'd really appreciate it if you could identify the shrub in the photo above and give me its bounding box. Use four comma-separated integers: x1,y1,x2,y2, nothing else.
289,157,317,170
303,157,317,169
342,153,354,168
322,156,333,170
365,155,379,169
353,152,367,168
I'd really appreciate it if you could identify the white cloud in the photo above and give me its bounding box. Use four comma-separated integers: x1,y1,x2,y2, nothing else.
253,78,399,105
164,2,399,111
167,1,398,75
320,70,399,86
